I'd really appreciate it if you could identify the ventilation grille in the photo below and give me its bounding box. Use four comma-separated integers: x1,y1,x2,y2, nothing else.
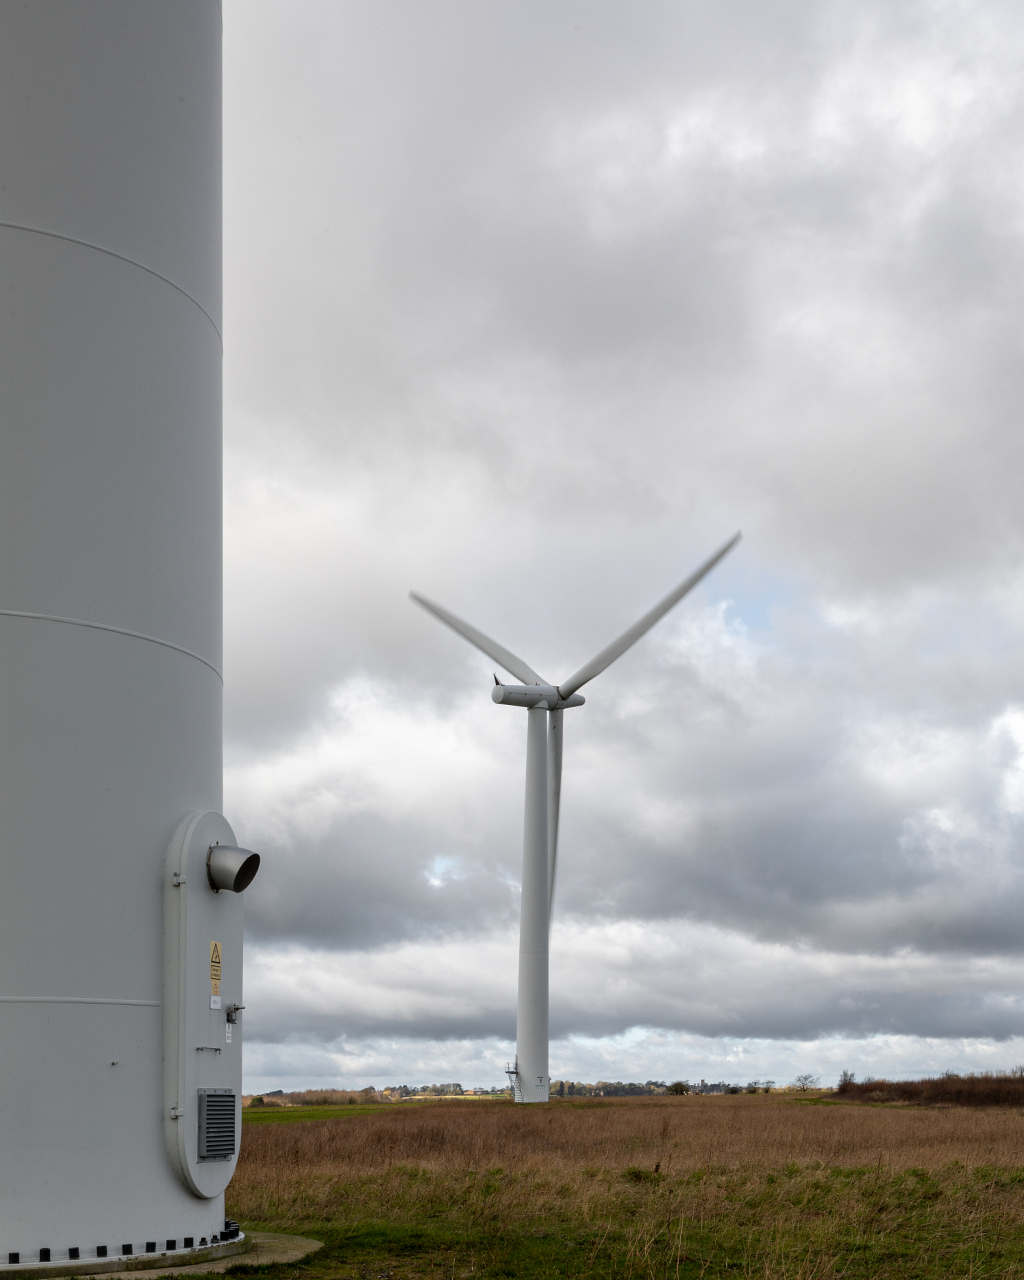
198,1090,236,1161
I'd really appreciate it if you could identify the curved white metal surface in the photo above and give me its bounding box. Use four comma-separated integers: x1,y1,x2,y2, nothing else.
0,0,231,1261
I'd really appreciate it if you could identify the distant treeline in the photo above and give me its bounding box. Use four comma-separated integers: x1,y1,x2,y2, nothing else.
247,1081,673,1105
551,1080,668,1097
838,1071,1024,1107
245,1085,508,1107
247,1088,383,1108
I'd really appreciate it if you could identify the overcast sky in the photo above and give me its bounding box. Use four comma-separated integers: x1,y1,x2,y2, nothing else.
223,0,1024,1092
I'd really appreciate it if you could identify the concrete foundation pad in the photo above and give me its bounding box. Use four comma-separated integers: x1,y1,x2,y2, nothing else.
142,1233,323,1275
0,1233,323,1280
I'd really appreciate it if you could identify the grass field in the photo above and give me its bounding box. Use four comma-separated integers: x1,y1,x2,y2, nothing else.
225,1093,1024,1278
243,1103,414,1125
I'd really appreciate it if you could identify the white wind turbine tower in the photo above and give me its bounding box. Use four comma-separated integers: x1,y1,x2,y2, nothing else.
411,533,740,1102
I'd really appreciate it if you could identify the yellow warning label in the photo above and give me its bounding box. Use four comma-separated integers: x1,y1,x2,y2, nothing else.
210,941,222,996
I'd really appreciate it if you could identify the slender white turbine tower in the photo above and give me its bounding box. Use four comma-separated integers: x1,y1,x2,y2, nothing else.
412,533,740,1102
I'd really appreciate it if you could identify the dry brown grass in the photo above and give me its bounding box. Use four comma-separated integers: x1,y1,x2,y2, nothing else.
238,1093,1024,1175
227,1096,1024,1277
228,1093,1024,1225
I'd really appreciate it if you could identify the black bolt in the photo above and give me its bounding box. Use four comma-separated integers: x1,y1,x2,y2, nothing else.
68,1248,80,1260
166,1240,176,1251
39,1249,51,1262
97,1246,107,1258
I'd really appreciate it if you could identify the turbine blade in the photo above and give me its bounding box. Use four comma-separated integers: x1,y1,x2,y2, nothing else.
547,708,563,922
409,592,547,685
557,533,741,698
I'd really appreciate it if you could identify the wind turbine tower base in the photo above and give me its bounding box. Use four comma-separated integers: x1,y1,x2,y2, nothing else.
0,1,246,1265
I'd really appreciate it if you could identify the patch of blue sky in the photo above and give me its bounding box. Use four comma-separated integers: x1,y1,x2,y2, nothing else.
693,556,806,643
424,854,470,888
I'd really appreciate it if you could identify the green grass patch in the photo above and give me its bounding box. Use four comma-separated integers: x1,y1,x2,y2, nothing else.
243,1098,513,1125
243,1102,428,1125
227,1162,1024,1279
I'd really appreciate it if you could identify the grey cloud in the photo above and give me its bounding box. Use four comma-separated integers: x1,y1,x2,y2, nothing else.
222,0,1024,1060
241,812,520,950
233,596,1024,963
239,923,1024,1044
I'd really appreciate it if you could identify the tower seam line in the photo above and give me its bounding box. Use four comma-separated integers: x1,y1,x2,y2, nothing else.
0,997,160,1006
0,220,223,345
0,610,223,681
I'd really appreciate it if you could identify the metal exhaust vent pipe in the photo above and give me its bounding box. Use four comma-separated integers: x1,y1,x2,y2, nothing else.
207,846,261,894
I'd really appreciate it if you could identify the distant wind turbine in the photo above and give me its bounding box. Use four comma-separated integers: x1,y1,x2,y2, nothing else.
410,533,741,1102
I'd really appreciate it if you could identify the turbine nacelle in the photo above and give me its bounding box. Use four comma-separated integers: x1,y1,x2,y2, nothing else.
491,683,585,709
